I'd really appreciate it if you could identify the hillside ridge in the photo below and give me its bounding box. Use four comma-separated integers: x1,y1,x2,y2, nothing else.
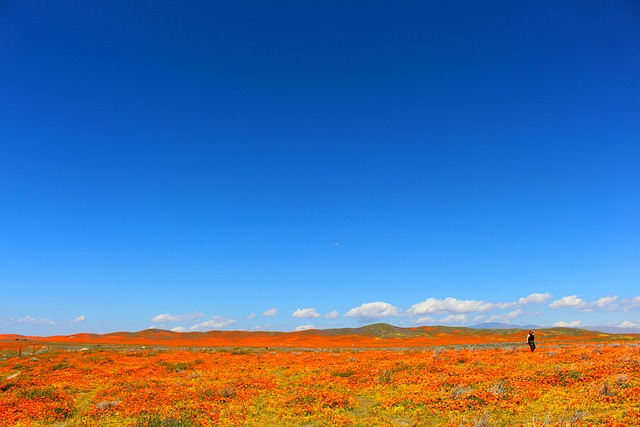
2,322,638,349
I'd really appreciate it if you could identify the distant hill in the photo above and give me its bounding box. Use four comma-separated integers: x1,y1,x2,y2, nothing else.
2,323,638,349
581,325,640,334
470,322,541,330
470,322,640,335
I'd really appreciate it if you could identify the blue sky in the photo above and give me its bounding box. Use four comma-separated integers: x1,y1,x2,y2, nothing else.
1,1,639,335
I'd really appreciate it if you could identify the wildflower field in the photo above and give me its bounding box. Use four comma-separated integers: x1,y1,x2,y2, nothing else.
1,336,639,426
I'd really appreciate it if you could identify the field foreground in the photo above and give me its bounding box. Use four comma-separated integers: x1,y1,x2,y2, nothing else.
1,339,640,426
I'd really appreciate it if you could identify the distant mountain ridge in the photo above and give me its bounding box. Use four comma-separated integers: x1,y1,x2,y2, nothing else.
581,325,640,334
470,322,640,334
470,322,541,330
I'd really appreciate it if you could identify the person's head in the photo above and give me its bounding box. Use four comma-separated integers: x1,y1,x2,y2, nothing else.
529,330,534,334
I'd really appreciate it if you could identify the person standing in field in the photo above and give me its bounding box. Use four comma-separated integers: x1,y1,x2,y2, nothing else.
527,330,536,352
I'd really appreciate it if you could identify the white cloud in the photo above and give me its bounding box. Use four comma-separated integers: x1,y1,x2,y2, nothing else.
413,316,434,325
553,320,582,327
324,310,339,319
295,325,317,331
618,321,639,328
472,315,485,324
189,316,236,331
72,315,86,324
152,314,177,323
438,314,468,325
622,297,640,312
549,295,622,312
247,313,257,320
549,295,587,309
262,308,278,316
518,293,552,305
498,293,553,309
504,309,523,321
171,326,186,332
592,296,618,309
292,308,321,318
408,297,493,316
151,312,204,323
344,302,400,320
18,316,36,324
19,316,55,325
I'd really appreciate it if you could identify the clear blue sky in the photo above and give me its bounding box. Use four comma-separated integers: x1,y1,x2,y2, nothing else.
1,1,639,335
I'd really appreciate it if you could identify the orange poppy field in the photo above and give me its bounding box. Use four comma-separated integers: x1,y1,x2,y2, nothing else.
1,326,639,426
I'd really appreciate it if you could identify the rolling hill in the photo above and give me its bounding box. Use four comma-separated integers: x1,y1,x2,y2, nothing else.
470,322,640,334
2,323,638,349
